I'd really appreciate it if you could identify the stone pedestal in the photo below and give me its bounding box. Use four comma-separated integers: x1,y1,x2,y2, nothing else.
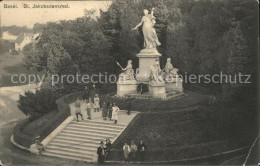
165,77,183,93
117,80,138,97
149,82,167,100
136,48,161,82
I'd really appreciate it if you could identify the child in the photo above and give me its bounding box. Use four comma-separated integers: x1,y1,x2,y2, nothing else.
75,98,83,122
94,94,100,112
86,100,92,120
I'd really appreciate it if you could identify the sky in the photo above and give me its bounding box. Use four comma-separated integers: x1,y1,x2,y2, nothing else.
0,1,112,28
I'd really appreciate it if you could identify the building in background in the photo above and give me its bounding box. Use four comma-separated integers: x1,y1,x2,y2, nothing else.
2,31,18,41
14,33,40,51
15,33,33,51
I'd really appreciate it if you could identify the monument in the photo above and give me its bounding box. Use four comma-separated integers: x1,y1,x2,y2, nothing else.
116,8,183,100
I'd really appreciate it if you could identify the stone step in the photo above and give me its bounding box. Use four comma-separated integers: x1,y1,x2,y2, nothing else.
44,148,94,159
68,123,125,131
61,129,118,138
65,126,121,135
166,92,178,97
43,151,93,162
166,93,185,98
166,91,178,95
68,124,123,132
49,141,99,150
71,120,126,128
47,144,97,153
50,139,100,147
57,133,114,142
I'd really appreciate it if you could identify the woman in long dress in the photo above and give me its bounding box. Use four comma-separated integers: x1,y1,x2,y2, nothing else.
132,8,161,49
112,103,119,124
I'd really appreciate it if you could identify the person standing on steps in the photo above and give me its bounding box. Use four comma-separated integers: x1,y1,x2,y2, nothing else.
82,85,89,102
112,103,119,124
75,97,84,122
94,94,100,112
90,84,98,102
97,141,105,163
126,97,133,115
123,142,131,163
102,101,108,120
137,139,146,161
86,99,92,120
108,102,113,121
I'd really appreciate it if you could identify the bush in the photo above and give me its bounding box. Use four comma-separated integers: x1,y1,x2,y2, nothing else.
14,91,74,147
21,92,75,142
18,89,59,118
0,40,14,54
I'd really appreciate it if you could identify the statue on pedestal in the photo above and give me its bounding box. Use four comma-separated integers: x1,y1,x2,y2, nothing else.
118,60,135,81
150,60,164,83
132,7,161,49
163,58,180,82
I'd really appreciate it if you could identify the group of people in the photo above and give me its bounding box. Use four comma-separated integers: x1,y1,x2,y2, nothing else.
97,139,112,163
75,97,121,124
122,139,147,163
97,139,147,163
75,84,123,124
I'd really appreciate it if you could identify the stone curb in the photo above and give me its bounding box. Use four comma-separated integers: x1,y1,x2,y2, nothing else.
10,134,30,152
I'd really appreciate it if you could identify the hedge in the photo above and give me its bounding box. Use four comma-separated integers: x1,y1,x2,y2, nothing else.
13,91,80,147
13,118,34,148
101,91,209,112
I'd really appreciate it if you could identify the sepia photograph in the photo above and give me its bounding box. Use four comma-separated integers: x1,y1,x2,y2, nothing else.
0,0,259,165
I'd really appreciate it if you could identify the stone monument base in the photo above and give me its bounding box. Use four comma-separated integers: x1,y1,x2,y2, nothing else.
148,82,167,100
117,80,138,97
136,48,161,82
165,78,183,93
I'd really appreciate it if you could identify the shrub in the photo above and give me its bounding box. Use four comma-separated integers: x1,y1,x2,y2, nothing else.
18,89,59,118
21,92,74,142
14,91,73,147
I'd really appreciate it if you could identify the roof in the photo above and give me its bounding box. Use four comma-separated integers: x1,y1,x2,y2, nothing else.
14,33,33,43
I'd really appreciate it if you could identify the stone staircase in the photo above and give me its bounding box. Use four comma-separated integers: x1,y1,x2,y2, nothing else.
42,119,127,162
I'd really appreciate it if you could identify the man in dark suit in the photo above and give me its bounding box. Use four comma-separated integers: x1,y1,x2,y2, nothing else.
137,139,146,161
126,97,133,115
82,86,89,102
97,141,105,163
